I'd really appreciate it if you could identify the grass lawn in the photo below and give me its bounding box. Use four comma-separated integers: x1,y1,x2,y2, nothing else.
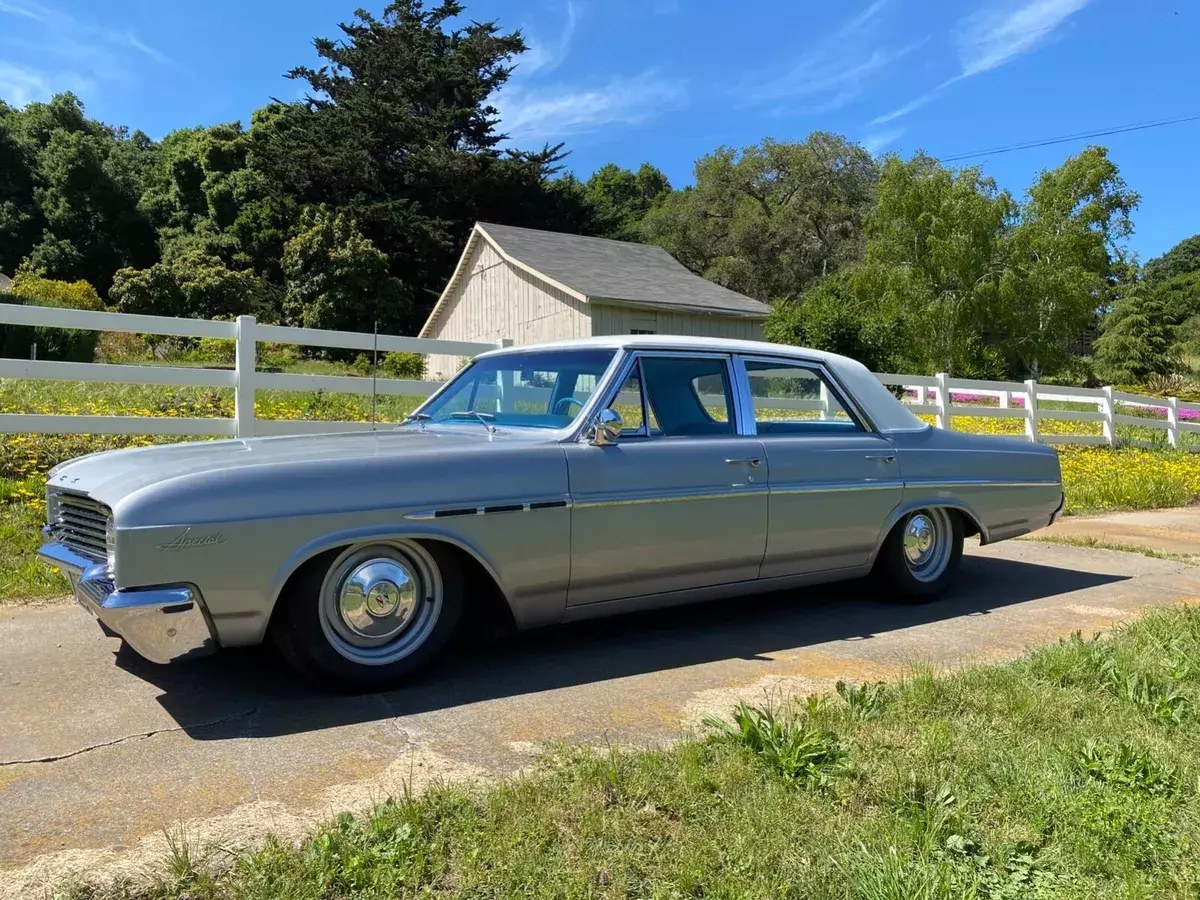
56,605,1200,898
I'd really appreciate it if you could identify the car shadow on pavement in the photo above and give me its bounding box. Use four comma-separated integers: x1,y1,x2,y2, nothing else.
117,553,1126,739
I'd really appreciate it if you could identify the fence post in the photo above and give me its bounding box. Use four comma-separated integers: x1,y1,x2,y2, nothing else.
935,373,951,430
235,315,257,438
1101,386,1115,447
818,381,831,420
998,390,1009,409
1167,396,1179,449
1024,379,1039,443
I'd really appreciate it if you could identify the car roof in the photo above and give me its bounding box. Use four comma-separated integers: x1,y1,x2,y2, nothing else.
475,334,852,368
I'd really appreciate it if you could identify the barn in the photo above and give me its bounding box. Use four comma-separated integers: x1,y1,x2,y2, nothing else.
418,222,770,379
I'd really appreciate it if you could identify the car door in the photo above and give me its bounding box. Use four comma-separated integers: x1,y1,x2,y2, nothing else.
565,352,768,607
736,355,904,578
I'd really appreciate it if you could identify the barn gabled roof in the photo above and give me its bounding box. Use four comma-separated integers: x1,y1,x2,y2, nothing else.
419,223,770,337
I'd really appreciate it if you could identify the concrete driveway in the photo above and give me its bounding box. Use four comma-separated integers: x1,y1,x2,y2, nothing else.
4,535,1200,895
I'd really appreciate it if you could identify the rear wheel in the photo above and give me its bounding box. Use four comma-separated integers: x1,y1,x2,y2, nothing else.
273,540,463,691
874,508,963,603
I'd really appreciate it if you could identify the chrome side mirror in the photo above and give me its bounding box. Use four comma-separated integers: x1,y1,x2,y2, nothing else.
588,409,622,446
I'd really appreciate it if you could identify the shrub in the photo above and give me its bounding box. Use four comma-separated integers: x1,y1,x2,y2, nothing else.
379,352,425,380
0,273,104,362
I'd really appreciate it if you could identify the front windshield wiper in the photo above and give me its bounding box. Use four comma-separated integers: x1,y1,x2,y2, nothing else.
402,412,431,427
446,410,497,433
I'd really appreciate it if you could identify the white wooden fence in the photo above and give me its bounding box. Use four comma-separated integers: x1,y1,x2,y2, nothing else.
0,306,501,437
0,302,1197,448
875,372,1200,450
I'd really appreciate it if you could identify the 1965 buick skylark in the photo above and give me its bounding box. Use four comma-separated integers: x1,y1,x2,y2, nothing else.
38,336,1065,689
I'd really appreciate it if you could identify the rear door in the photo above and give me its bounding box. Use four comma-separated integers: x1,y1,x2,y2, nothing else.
736,356,904,577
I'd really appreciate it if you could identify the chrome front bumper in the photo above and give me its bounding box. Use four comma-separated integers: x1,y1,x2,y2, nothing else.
38,541,217,664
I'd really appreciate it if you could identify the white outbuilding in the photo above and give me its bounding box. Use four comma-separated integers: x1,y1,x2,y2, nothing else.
418,223,769,379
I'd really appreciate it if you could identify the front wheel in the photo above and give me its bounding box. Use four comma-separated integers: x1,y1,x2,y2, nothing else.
873,508,964,603
272,540,463,691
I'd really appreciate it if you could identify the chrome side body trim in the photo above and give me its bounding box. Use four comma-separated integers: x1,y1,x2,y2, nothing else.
38,540,217,664
405,498,570,520
573,487,769,509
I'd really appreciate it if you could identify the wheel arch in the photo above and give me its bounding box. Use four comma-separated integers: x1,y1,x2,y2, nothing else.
868,499,987,567
263,526,515,640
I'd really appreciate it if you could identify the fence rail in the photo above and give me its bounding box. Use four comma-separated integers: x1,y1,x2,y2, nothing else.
0,306,503,437
1,302,1197,449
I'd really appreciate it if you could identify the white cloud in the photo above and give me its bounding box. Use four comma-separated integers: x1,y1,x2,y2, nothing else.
123,32,170,65
519,2,581,76
868,0,1093,125
0,0,171,106
869,81,953,125
499,74,686,140
0,62,90,106
958,0,1093,76
742,0,923,113
0,0,48,21
862,127,905,154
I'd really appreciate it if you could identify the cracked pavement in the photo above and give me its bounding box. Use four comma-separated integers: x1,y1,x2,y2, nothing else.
4,529,1200,896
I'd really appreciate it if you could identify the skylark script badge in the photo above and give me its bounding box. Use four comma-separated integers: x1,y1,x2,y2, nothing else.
156,528,227,552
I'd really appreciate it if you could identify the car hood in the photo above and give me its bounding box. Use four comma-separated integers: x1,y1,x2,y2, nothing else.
49,426,547,507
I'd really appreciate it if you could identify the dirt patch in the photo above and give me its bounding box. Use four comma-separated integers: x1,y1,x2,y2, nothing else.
0,747,487,900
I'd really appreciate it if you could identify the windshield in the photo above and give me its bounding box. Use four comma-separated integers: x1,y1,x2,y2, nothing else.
415,349,617,429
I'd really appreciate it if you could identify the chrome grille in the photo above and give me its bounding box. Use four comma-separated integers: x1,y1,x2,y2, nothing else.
49,492,112,564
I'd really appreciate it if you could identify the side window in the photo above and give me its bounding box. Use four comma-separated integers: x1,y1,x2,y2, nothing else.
640,356,735,437
606,363,661,436
744,361,863,435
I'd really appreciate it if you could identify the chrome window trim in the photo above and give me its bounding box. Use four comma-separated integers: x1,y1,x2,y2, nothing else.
731,353,879,437
577,349,751,441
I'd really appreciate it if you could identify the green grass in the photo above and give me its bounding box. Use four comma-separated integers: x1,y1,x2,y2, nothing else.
55,606,1200,898
0,475,67,603
1023,533,1199,563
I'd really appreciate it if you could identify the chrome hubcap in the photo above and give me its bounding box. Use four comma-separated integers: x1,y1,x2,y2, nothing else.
337,558,419,642
901,509,953,583
903,515,935,566
319,542,443,666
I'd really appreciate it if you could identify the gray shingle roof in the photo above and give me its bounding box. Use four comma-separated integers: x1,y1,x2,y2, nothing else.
477,223,770,318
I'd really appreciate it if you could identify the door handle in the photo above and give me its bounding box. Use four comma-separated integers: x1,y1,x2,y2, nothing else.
725,458,762,468
865,453,896,463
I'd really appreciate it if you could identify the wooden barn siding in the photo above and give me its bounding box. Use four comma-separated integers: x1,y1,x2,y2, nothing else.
590,303,764,341
423,241,590,379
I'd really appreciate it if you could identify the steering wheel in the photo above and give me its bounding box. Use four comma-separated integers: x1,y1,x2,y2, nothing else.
553,396,584,415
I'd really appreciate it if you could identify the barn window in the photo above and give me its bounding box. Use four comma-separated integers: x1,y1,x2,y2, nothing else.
630,312,657,335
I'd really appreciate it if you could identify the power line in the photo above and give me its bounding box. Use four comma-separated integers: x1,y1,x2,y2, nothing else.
939,113,1200,162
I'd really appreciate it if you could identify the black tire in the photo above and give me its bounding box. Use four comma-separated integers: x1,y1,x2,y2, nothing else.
873,508,964,603
272,540,464,692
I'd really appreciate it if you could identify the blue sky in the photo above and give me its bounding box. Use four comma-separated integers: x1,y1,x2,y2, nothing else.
0,0,1196,260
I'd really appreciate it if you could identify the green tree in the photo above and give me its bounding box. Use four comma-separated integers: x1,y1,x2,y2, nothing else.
282,206,406,333
1094,283,1179,383
855,153,1015,377
763,270,913,374
110,246,277,320
584,163,671,241
247,0,591,333
641,134,878,302
13,94,158,295
1144,235,1200,285
997,147,1139,377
